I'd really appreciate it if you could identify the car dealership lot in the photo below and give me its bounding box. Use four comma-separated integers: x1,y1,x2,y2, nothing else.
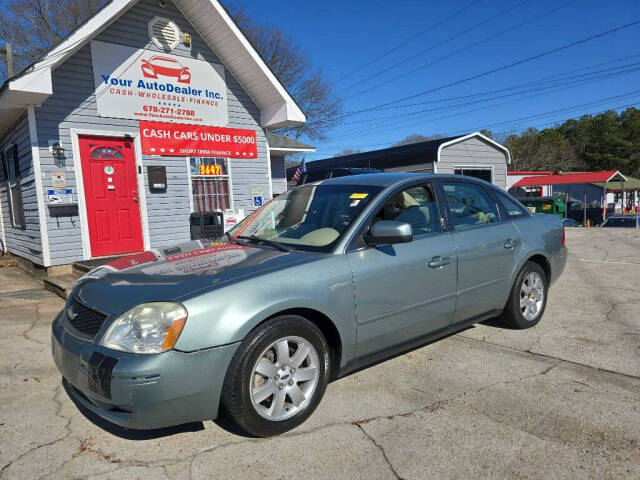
0,228,638,480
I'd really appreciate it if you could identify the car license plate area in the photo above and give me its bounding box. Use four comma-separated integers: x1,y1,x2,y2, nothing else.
87,352,118,399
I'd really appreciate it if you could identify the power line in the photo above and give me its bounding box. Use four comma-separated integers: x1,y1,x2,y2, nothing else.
342,0,533,92
358,51,640,112
346,0,575,99
337,63,640,128
314,94,640,154
327,67,640,141
333,20,640,120
334,0,483,84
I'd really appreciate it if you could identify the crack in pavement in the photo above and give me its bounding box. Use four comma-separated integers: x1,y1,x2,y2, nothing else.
355,423,406,480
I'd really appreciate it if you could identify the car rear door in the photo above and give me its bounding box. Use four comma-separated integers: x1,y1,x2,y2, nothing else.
347,182,458,358
438,180,521,324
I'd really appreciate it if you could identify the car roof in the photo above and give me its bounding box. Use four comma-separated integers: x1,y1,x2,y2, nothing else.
318,172,495,188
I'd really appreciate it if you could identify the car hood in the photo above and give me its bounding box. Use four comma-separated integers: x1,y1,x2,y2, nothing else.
71,240,321,316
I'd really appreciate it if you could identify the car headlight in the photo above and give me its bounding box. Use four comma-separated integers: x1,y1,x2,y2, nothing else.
100,302,188,354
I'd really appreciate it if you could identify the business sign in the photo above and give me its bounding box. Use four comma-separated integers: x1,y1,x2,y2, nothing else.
47,189,73,205
139,120,258,158
91,40,227,125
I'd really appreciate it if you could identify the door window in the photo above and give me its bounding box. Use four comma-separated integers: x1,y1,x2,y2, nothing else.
373,184,441,236
442,181,499,230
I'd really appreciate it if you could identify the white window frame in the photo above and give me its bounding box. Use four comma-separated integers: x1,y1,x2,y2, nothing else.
70,128,151,260
190,157,233,213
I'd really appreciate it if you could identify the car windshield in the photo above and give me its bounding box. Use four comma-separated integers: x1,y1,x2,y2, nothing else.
229,184,382,252
602,217,637,227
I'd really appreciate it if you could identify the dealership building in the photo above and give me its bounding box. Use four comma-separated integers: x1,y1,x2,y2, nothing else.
0,0,313,269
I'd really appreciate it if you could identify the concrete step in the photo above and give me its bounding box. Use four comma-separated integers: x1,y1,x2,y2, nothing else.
72,262,93,276
43,274,81,300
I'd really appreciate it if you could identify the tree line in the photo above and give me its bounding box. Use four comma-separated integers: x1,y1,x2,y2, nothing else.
497,107,640,177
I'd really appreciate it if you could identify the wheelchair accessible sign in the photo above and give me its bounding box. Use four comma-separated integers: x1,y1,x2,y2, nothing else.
252,187,263,207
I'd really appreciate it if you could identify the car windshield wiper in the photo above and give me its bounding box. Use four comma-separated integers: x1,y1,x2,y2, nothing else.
235,235,290,252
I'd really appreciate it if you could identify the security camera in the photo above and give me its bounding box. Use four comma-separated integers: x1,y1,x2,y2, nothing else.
159,0,167,7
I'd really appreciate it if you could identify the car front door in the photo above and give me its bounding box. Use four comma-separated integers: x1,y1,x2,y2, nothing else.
347,183,458,358
439,180,521,323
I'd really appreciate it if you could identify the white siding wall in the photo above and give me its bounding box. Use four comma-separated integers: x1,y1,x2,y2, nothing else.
438,137,509,189
0,113,43,264
33,0,270,264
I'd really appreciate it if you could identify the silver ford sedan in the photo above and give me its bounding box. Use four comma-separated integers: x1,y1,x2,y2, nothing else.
52,173,566,437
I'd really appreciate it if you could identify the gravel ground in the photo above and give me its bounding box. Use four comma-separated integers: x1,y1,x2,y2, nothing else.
0,228,638,480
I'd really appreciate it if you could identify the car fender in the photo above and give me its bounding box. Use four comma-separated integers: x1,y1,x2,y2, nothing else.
174,255,356,366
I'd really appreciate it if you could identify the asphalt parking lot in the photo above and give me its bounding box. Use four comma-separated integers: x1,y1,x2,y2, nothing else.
0,228,638,480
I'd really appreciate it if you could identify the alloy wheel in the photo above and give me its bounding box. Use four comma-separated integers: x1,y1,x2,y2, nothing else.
520,271,545,321
249,336,320,421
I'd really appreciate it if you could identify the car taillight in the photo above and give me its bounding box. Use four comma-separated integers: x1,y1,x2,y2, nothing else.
561,225,566,247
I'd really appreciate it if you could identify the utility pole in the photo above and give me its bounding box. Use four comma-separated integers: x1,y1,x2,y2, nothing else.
0,43,14,78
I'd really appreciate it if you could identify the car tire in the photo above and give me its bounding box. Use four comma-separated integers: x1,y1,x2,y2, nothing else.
499,261,548,329
221,315,330,437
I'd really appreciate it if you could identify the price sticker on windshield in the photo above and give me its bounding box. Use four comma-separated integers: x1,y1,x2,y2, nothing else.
350,193,369,199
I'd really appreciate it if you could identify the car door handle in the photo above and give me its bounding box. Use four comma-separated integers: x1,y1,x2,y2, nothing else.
504,239,520,249
428,256,452,268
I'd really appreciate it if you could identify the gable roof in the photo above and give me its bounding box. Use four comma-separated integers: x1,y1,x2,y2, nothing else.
308,132,510,170
266,132,315,153
0,0,305,135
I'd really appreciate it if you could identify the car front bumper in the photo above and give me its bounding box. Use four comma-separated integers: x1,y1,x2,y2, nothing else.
51,311,239,430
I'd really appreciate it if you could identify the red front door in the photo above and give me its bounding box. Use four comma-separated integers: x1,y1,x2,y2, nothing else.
79,136,143,257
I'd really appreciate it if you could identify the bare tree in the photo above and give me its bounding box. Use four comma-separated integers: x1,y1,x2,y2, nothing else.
0,0,107,81
333,148,361,157
231,9,341,142
392,133,443,147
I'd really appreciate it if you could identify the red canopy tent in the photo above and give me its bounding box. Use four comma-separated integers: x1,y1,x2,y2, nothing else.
512,170,628,222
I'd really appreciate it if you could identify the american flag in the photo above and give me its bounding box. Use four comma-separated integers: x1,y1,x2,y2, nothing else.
292,158,306,183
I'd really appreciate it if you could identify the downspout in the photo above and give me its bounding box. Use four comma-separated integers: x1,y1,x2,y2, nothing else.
27,105,51,267
0,193,6,252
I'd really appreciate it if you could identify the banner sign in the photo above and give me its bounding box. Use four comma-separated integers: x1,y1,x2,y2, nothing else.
91,40,228,125
139,120,258,159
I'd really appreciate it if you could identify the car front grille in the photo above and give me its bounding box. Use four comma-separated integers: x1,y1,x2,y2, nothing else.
65,297,107,339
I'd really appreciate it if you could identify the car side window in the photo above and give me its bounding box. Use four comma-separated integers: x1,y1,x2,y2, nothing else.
495,191,529,219
373,184,441,236
442,181,499,230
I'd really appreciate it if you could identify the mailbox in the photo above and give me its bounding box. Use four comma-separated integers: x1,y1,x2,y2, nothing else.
147,166,167,192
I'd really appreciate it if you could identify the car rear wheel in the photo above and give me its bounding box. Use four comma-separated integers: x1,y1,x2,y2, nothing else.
221,315,330,437
499,261,548,329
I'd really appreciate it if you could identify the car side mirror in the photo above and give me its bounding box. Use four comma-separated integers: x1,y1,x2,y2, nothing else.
365,220,413,245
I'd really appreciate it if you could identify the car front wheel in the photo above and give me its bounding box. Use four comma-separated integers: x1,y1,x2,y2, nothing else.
499,261,548,329
221,315,330,437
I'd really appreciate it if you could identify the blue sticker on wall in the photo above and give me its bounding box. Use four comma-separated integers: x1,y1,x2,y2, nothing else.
253,196,263,207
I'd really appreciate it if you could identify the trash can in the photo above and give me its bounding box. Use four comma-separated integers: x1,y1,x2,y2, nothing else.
519,196,566,219
190,211,224,240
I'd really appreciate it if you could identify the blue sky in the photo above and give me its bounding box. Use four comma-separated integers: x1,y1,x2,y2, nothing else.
228,0,639,160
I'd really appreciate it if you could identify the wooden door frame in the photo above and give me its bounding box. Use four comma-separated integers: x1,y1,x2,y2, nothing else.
70,128,150,260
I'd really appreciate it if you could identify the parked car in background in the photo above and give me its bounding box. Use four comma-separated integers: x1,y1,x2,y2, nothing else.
295,167,380,186
562,218,583,228
52,173,566,437
600,215,640,228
